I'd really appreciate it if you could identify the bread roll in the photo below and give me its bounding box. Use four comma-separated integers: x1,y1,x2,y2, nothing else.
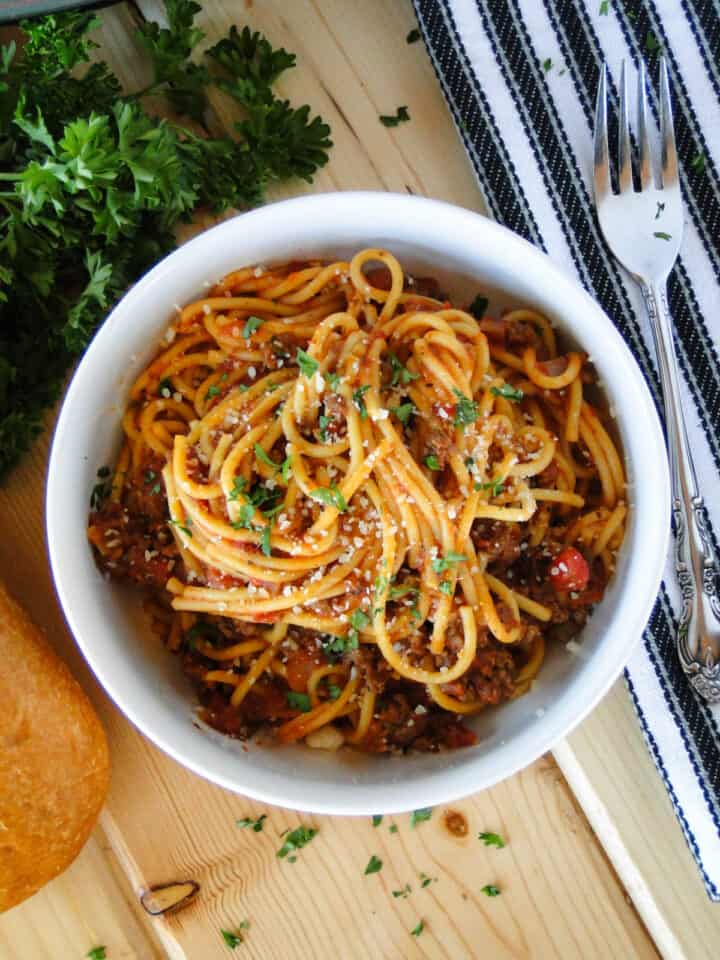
0,583,110,912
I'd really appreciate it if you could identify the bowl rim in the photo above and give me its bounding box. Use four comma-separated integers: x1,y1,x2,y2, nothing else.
46,191,670,814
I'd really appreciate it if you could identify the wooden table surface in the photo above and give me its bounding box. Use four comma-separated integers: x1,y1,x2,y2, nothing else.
1,2,719,958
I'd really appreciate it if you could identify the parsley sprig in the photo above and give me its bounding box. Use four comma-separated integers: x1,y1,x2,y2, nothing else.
0,6,332,481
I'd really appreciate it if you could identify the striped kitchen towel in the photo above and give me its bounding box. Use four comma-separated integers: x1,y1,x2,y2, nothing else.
412,0,720,899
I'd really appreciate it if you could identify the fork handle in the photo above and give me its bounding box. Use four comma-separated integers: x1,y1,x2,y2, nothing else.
642,279,720,702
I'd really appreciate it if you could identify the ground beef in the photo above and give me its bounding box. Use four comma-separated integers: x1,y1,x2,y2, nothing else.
361,692,477,753
88,496,177,589
472,519,524,568
422,420,455,470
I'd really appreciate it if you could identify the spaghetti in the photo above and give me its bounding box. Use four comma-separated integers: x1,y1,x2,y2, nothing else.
88,249,626,753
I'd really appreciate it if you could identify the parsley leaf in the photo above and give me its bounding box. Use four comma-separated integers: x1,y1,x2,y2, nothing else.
310,483,348,512
406,28,421,44
86,949,107,960
654,231,672,241
318,414,332,442
393,883,412,897
327,683,342,700
424,454,441,470
260,523,272,557
372,814,383,827
322,632,359,660
168,517,192,537
379,105,410,127
411,920,424,937
391,402,415,424
388,583,418,600
491,384,523,402
237,814,267,832
481,884,501,897
478,831,505,848
410,807,433,827
287,691,311,713
296,348,319,378
277,825,317,858
452,389,478,429
254,442,277,468
542,58,553,73
388,352,418,386
389,824,399,834
645,30,661,55
599,0,610,13
431,552,466,574
475,478,505,497
691,152,705,173
438,580,454,596
364,854,383,875
243,315,264,338
352,384,371,419
205,384,221,400
220,924,249,949
655,201,665,220
350,609,370,631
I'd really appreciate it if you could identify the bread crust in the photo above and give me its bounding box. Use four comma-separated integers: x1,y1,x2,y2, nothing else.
0,583,110,912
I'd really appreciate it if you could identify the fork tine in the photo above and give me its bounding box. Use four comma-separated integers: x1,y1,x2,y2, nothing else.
659,56,679,188
618,61,633,192
593,63,611,199
636,60,653,189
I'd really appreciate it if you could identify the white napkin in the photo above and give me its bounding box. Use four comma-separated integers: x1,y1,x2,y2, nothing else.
412,0,720,899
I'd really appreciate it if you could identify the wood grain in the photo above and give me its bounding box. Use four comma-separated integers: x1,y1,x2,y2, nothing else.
0,1,704,957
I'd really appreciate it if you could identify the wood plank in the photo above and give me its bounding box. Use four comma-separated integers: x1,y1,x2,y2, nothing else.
556,682,720,960
0,1,668,957
0,830,161,959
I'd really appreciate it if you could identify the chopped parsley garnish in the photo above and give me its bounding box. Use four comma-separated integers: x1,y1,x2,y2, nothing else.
229,475,248,501
388,583,418,601
389,352,418,386
599,0,609,13
431,552,466,574
86,949,107,960
254,443,277,468
542,57,553,73
352,384,371,419
310,483,348,512
151,483,162,495
410,920,424,937
90,465,112,509
221,923,249,949
481,884,501,897
654,231,672,241
364,854,383,875
391,403,415,425
277,825,317,859
410,807,433,827
406,28,421,43
287,691,311,713
231,502,256,530
372,814,383,827
327,683,342,700
438,580,454,596
206,384,221,399
318,414,332,442
325,371,341,392
280,456,292,483
323,632,359,660
242,315,264,339
158,377,173,396
393,883,412,898
478,831,506,848
424,454,441,471
475,478,505,497
452,389,478,429
350,609,371,631
646,30,661,54
296,348,319,378
655,201,665,220
691,152,705,173
260,524,272,557
144,470,156,484
168,517,192,537
236,814,267,832
491,383,523,402
374,574,389,598
420,872,434,888
379,105,410,127
468,294,489,319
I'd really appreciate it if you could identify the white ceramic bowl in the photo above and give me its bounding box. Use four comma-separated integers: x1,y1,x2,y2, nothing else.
47,192,670,814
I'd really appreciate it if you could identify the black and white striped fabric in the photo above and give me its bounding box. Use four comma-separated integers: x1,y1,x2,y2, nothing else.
412,0,720,899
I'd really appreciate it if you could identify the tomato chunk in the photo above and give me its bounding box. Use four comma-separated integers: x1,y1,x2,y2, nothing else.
549,547,590,593
285,647,324,692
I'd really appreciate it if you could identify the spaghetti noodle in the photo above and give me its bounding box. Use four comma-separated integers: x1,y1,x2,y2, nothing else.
88,249,626,753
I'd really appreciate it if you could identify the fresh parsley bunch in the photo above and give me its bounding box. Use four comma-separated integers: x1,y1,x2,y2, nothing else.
0,3,332,480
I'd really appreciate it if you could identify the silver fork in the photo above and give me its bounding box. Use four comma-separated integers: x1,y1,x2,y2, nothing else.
594,58,720,703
